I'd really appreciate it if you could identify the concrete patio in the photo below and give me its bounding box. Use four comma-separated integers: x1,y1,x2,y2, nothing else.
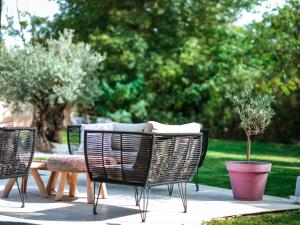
0,171,299,225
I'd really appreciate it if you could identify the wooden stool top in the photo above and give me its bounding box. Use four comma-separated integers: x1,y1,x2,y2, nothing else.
47,155,87,173
31,161,48,170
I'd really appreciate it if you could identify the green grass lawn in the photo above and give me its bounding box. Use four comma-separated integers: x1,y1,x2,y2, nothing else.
196,138,300,225
59,131,68,145
203,210,300,225
196,138,300,198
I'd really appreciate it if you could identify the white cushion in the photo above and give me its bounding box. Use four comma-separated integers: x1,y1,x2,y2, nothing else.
113,123,147,132
0,122,15,127
112,123,148,151
77,123,114,153
146,121,202,133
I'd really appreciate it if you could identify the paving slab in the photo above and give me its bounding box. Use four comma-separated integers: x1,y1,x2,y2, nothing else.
0,171,299,225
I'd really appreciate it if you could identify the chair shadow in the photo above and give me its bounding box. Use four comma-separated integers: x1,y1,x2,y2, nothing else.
0,203,140,222
0,222,38,225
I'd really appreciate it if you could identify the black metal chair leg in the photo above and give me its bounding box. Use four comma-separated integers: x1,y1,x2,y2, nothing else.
134,187,143,206
93,182,102,215
178,182,187,213
16,177,24,208
195,167,199,191
139,188,150,222
167,184,174,196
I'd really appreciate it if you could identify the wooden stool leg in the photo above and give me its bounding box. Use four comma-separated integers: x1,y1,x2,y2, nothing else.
69,173,78,197
52,172,59,192
66,173,72,186
31,168,48,198
47,171,59,195
2,178,16,198
100,183,108,199
22,176,28,193
86,173,94,204
55,172,67,201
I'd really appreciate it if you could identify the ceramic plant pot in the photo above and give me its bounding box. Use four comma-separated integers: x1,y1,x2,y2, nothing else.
226,161,272,201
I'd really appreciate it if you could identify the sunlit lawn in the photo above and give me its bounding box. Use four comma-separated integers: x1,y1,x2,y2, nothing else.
196,138,300,197
203,210,300,225
196,139,300,225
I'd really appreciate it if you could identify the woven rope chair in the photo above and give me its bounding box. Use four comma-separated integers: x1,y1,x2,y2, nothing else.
83,130,205,222
67,125,208,190
0,128,36,207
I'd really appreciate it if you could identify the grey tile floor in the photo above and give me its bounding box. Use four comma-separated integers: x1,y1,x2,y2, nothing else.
0,171,299,225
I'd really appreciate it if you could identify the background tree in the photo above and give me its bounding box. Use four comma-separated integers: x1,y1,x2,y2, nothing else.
0,30,105,152
49,0,261,124
9,0,298,143
241,0,300,142
0,0,2,40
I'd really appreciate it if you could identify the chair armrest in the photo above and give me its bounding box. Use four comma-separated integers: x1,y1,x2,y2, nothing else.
147,132,204,186
198,128,208,167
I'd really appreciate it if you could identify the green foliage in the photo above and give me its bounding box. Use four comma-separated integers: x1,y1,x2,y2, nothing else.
231,86,275,138
0,30,104,107
246,1,300,96
235,1,300,143
19,0,299,143
50,0,262,123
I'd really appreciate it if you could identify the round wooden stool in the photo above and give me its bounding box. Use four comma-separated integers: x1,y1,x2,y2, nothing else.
47,155,107,203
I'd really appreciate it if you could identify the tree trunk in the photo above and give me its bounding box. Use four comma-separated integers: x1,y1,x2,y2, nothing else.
247,135,251,161
31,104,66,152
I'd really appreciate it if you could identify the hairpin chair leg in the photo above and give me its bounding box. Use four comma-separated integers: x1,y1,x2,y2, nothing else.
167,184,174,196
93,182,103,215
178,182,187,213
139,187,150,222
195,168,199,191
16,177,25,208
134,187,143,206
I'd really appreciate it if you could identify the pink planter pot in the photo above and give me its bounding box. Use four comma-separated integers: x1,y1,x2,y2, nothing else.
226,161,272,201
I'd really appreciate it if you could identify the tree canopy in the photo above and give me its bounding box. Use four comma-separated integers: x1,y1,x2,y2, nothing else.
2,0,299,144
0,30,105,151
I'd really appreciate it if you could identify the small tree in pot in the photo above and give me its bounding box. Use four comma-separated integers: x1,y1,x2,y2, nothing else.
227,86,275,200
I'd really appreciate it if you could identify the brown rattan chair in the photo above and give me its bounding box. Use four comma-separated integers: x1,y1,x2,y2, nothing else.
83,130,206,222
67,125,208,191
0,127,36,207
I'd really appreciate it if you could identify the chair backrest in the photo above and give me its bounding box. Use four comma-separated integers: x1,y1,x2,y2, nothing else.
67,123,149,155
0,128,36,179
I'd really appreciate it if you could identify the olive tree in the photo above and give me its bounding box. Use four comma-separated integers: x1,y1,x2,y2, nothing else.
231,86,275,161
0,30,105,152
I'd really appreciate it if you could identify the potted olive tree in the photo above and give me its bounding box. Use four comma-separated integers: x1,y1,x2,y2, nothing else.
226,86,275,200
